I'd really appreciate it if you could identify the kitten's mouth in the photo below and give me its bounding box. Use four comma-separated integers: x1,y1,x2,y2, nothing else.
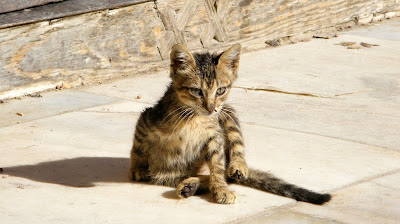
198,109,219,117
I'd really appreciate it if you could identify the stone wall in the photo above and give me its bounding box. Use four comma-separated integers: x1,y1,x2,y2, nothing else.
0,0,399,99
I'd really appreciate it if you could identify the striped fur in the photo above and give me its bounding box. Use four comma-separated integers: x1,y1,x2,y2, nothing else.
129,44,331,205
237,169,331,205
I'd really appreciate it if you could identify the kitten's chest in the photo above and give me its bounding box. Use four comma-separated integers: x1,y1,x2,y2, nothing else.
166,116,219,153
183,117,216,144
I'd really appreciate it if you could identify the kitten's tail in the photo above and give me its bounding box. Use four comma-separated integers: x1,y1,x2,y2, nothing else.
235,168,331,205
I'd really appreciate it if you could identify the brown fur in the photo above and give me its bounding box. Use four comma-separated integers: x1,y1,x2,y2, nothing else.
129,44,331,205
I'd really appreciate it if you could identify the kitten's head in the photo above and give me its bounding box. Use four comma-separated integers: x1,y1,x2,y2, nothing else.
170,44,241,116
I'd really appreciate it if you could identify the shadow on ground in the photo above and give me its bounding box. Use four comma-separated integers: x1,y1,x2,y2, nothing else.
1,156,217,202
162,189,214,203
1,157,132,187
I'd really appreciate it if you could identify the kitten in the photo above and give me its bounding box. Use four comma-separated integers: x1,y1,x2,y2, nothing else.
129,44,331,205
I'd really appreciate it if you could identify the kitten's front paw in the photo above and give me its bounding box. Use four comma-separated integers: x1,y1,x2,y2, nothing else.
213,188,237,204
227,161,248,181
129,169,150,181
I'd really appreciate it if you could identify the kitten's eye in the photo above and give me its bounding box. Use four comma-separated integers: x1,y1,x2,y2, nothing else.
216,87,226,95
190,88,203,97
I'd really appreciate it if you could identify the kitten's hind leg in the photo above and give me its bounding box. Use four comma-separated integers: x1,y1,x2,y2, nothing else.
129,168,150,181
129,146,150,181
176,176,209,198
130,115,152,181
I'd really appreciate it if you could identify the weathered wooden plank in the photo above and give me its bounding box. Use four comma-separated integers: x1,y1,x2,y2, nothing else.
216,0,230,43
176,0,199,31
203,0,228,42
0,2,164,99
0,0,150,29
198,0,230,47
216,0,230,17
157,0,209,50
225,0,400,43
0,0,65,14
200,22,216,48
157,31,176,60
161,5,187,46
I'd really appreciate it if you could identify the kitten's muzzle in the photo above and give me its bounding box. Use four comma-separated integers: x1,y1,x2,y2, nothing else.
206,103,215,113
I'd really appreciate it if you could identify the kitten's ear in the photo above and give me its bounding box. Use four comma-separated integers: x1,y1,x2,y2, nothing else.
217,44,241,78
170,44,196,74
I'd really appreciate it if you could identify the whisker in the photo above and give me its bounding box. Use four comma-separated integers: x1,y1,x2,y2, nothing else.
172,110,193,135
167,109,191,141
171,108,191,129
188,113,195,122
161,106,187,125
220,110,229,120
222,108,236,114
163,106,188,125
221,108,235,114
221,110,239,127
223,105,235,111
180,111,195,133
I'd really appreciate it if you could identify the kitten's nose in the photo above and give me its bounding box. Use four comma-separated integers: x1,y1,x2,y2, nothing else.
207,103,215,112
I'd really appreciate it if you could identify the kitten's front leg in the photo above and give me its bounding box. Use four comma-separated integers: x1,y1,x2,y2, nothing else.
204,135,237,204
220,106,248,181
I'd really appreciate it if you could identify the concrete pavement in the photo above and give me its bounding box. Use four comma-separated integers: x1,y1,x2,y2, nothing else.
1,19,400,223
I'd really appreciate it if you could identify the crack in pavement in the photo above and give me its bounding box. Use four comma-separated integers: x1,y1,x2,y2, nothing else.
233,86,332,98
234,86,373,99
334,89,372,97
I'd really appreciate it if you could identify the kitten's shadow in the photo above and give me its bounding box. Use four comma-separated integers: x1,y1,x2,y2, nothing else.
1,157,133,187
162,190,214,203
162,190,179,199
2,157,214,202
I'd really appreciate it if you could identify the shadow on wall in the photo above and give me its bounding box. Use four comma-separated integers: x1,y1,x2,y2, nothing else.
2,157,132,187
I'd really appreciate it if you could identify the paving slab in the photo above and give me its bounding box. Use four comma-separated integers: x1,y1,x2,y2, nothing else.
234,210,343,224
236,172,400,224
1,110,295,223
242,124,400,192
288,171,400,224
1,115,400,223
81,71,171,105
229,22,400,151
0,120,294,223
229,89,400,151
0,111,138,165
84,100,153,113
0,90,119,128
237,34,400,98
345,19,400,41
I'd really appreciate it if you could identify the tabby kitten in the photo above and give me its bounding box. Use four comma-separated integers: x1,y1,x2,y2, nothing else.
129,44,331,205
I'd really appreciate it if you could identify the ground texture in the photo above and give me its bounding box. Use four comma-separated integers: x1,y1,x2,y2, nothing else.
1,19,400,224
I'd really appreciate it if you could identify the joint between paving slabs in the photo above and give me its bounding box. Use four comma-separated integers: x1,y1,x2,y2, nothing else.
329,168,400,193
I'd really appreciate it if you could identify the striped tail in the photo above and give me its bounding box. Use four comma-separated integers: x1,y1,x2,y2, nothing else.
235,168,331,205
